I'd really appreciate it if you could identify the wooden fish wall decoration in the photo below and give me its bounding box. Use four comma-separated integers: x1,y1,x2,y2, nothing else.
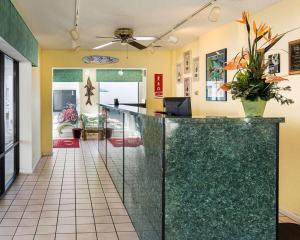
84,77,95,105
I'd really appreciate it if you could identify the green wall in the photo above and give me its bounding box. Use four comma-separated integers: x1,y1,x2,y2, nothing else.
53,69,83,82
96,69,143,82
0,0,38,66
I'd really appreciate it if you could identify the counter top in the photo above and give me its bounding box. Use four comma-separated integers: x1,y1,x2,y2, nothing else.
99,103,285,124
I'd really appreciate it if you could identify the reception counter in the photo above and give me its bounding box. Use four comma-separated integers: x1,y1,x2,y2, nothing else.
98,104,284,240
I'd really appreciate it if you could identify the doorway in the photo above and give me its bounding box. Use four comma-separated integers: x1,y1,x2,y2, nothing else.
0,52,19,195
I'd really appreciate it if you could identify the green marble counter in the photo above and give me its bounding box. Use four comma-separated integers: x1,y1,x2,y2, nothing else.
99,104,284,240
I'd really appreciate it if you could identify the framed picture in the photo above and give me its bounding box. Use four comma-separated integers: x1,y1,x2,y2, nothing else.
289,39,300,75
176,63,183,83
206,48,227,101
268,54,280,74
192,57,199,81
184,50,192,74
184,77,191,97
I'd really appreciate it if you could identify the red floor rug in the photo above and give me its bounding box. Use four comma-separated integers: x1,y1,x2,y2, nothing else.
53,138,80,148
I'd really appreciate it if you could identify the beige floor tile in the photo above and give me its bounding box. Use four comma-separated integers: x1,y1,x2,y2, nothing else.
0,235,13,240
118,231,139,240
96,223,115,233
58,211,75,218
76,224,96,233
36,225,56,235
115,223,135,232
76,216,95,225
110,208,128,216
40,211,58,218
55,234,76,240
4,212,23,219
77,233,97,240
33,234,55,240
57,217,75,225
0,226,17,236
76,210,93,217
18,219,39,227
13,235,34,240
22,212,40,219
94,216,113,224
0,219,20,227
38,218,57,226
15,226,37,236
59,204,75,211
56,225,76,234
112,216,132,224
97,232,118,240
93,209,110,217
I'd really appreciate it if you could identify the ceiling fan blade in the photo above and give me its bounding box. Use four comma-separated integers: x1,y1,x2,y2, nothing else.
96,36,114,39
128,41,147,50
134,36,156,41
93,41,116,50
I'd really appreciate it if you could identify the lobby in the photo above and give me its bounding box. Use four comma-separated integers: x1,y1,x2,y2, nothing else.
0,0,300,239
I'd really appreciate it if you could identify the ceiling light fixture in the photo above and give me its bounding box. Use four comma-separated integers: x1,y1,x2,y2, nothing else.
70,27,80,41
168,35,179,44
148,0,217,47
70,0,80,48
208,1,221,22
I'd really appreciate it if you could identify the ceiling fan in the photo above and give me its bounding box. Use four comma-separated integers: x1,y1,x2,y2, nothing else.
93,28,156,50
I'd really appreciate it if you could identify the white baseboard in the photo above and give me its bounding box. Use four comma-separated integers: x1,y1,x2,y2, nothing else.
280,208,300,224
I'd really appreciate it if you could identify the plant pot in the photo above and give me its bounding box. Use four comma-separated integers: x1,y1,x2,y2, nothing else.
72,128,82,139
241,97,267,117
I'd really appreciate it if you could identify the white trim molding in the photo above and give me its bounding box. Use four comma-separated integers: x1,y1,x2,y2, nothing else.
280,208,300,224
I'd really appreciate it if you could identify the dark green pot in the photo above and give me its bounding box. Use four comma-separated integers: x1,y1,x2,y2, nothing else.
241,97,267,117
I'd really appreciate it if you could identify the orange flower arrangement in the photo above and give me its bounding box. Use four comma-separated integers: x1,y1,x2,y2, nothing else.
221,11,294,105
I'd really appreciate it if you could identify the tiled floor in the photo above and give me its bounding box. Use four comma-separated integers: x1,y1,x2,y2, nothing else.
0,140,139,240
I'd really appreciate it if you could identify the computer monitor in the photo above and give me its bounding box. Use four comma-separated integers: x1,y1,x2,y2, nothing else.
163,97,192,117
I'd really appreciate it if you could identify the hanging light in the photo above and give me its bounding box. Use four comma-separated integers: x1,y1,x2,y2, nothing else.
208,1,221,22
118,69,124,76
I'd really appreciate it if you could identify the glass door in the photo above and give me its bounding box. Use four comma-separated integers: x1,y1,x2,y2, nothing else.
0,52,19,195
4,56,15,185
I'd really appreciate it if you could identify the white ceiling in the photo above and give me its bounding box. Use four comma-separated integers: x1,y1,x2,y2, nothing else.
11,0,281,50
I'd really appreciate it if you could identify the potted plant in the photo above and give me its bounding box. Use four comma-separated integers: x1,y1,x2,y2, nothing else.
221,11,294,117
57,103,82,138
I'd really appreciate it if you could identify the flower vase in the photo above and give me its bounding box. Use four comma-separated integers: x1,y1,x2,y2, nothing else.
241,97,267,117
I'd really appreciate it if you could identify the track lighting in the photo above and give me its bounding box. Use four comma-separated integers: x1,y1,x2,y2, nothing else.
208,1,221,22
168,35,179,44
70,27,80,41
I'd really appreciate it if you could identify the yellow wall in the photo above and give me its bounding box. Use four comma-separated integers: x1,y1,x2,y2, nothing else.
171,0,300,215
40,49,172,154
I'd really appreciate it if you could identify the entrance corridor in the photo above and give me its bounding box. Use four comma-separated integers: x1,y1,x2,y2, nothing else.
0,140,139,240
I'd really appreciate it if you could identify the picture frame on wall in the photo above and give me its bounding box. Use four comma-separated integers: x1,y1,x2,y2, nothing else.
176,63,183,83
289,39,300,75
206,48,227,101
268,53,280,74
184,77,191,97
192,57,199,81
184,50,192,74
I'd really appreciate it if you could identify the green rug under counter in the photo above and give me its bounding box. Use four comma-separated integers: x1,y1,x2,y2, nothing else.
99,104,284,240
